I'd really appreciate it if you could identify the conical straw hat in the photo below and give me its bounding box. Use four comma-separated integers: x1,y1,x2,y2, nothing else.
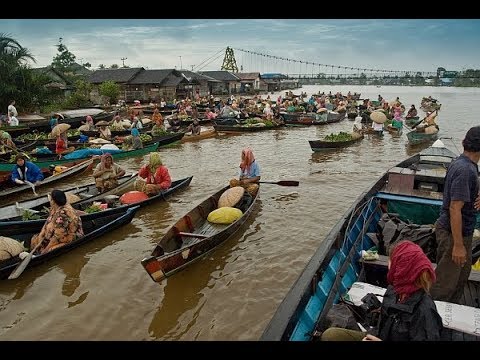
370,111,387,124
51,123,71,137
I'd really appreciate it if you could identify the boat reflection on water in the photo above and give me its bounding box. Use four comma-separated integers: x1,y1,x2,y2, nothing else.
147,200,263,340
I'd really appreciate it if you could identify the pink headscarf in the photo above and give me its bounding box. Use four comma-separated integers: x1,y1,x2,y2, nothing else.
86,115,93,124
240,147,255,174
99,153,113,170
387,241,436,301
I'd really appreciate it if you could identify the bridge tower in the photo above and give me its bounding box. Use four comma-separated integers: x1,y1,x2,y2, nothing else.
221,47,238,73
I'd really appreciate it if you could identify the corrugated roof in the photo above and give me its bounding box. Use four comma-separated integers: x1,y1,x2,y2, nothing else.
129,69,175,84
162,74,186,87
180,70,221,83
236,72,260,80
198,71,240,81
87,67,144,83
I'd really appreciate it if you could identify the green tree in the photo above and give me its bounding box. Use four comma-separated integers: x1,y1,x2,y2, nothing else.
51,37,76,76
98,64,106,69
0,33,55,112
62,79,93,109
110,64,119,69
99,80,120,104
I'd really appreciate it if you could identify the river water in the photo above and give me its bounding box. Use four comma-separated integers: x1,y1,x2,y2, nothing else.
0,85,478,340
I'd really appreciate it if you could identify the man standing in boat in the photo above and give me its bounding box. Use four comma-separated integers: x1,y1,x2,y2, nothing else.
430,126,480,303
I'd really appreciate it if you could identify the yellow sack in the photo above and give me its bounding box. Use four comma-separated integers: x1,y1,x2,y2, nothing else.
207,207,243,224
472,258,480,271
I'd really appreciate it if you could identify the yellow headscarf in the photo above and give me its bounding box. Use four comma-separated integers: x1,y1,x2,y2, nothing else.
148,152,163,173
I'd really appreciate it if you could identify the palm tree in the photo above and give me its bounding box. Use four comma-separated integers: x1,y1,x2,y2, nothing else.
0,33,37,112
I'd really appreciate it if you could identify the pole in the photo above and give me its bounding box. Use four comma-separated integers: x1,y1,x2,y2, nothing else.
179,56,183,70
121,57,127,67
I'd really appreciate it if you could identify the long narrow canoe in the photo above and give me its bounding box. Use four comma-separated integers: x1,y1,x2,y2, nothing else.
0,173,138,221
213,123,283,133
0,176,193,225
0,158,95,200
141,184,259,283
0,142,160,173
181,128,216,142
309,133,364,151
261,141,476,341
0,205,140,280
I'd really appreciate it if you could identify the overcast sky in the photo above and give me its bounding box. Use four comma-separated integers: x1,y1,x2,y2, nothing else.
3,19,480,74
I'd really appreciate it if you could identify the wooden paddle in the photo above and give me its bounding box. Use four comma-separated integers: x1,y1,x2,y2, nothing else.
411,109,437,129
8,237,45,279
258,180,299,186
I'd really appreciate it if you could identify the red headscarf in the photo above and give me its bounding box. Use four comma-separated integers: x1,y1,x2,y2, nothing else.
240,147,255,174
387,241,436,301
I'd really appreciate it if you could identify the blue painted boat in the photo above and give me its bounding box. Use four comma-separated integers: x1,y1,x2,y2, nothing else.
261,140,480,341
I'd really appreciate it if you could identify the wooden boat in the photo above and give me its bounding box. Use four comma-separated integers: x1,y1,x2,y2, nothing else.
71,176,193,214
0,158,94,200
28,109,116,133
386,124,402,136
0,173,138,221
281,111,345,126
0,141,161,174
309,133,364,152
1,176,193,224
181,128,216,142
0,205,140,279
407,127,439,145
141,184,259,282
261,141,480,341
405,116,420,127
213,123,283,133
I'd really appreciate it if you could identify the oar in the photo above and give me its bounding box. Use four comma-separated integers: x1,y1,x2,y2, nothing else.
258,180,299,186
8,238,45,279
411,109,437,129
24,180,38,196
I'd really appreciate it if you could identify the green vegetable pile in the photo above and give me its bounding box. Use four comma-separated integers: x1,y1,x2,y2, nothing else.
324,132,353,142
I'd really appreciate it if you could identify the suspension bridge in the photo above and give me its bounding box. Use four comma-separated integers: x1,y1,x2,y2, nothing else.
191,47,453,80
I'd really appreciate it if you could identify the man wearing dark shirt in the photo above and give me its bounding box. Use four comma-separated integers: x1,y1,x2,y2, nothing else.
431,126,480,303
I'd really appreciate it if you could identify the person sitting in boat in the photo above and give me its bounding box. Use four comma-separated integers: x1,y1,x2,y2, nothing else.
321,240,443,341
186,118,201,136
406,105,417,119
8,111,19,126
229,147,260,197
151,108,163,125
130,116,143,130
135,152,172,196
205,108,218,121
353,115,364,133
29,189,84,255
11,154,44,186
169,116,182,132
391,112,404,132
97,121,112,140
0,130,15,153
123,128,143,151
92,153,126,193
109,115,126,131
55,130,69,156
